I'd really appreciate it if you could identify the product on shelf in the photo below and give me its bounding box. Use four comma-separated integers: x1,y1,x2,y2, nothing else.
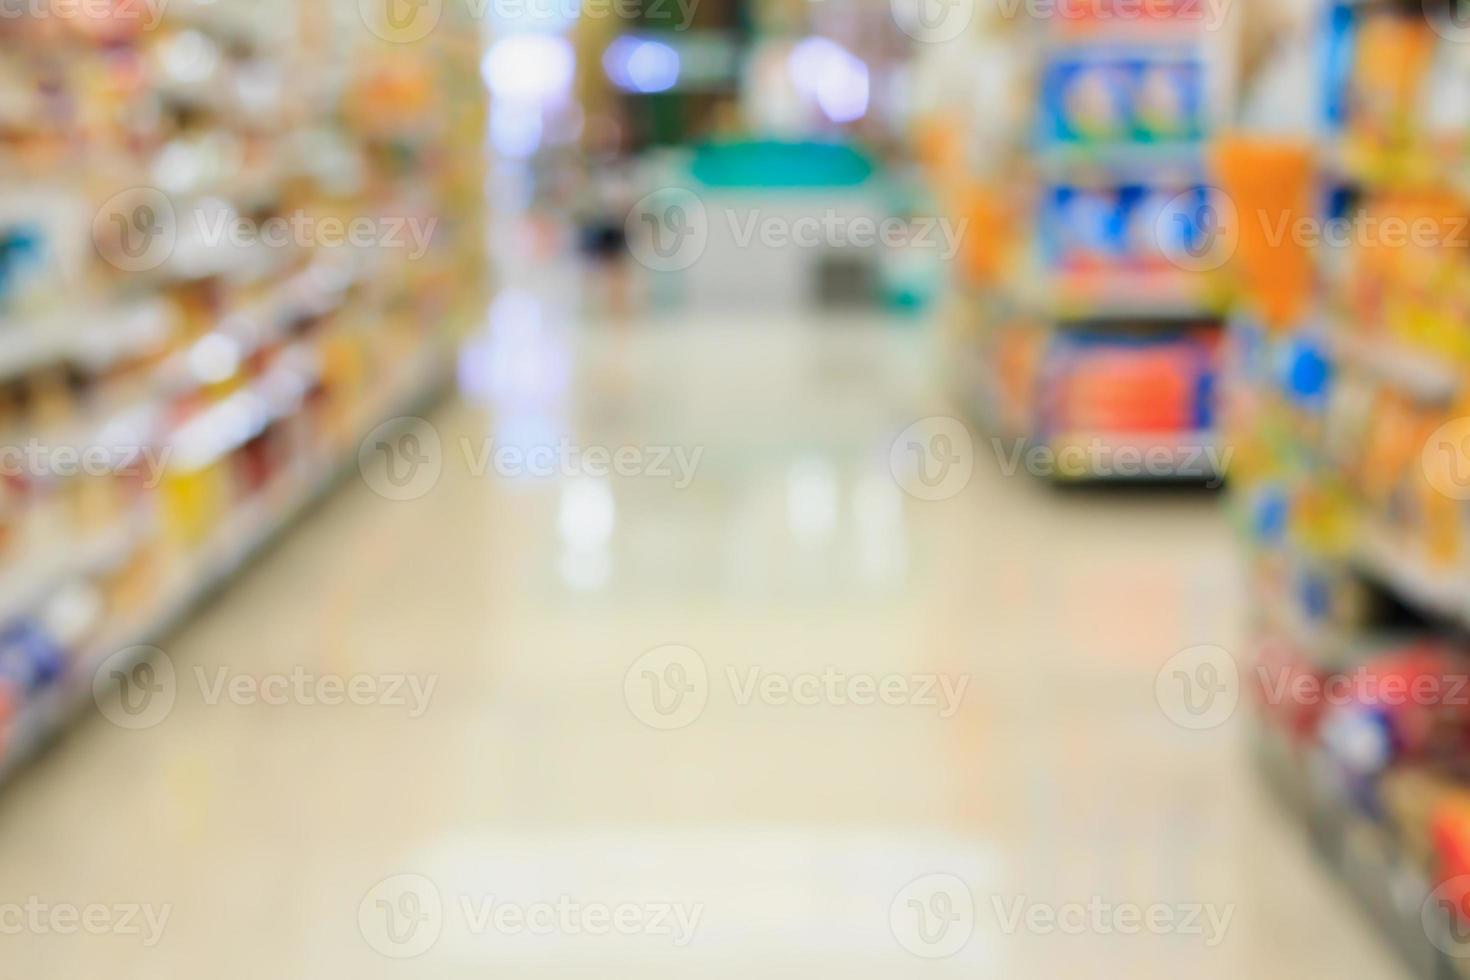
1229,1,1470,972
1042,327,1219,435
0,0,487,776
1042,52,1207,149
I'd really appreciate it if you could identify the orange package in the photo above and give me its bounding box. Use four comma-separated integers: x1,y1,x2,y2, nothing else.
1212,136,1318,331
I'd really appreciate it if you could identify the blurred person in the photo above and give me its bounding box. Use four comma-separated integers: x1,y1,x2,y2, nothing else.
574,112,638,320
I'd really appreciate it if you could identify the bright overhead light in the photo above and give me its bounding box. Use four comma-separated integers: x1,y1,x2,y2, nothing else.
790,37,870,124
604,37,681,94
482,34,576,103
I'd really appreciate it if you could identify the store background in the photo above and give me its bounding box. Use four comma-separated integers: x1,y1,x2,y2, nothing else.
3,0,1469,976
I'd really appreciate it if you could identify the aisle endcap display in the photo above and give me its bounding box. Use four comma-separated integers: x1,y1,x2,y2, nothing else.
939,5,1238,482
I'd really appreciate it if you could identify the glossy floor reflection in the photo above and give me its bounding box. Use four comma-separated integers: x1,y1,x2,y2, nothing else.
0,295,1404,978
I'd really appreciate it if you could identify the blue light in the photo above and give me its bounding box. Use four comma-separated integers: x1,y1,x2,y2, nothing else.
604,37,681,94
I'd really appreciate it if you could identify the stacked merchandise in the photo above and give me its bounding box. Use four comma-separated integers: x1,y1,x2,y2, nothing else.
1227,1,1470,973
0,0,485,777
940,0,1236,481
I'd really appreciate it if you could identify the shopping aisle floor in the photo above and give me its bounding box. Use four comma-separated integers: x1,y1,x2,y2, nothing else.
0,296,1405,978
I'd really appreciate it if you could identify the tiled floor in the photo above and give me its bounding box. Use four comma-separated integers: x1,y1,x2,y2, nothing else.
0,287,1404,977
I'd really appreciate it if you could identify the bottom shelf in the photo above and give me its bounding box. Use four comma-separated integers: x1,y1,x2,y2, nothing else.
1252,722,1470,980
0,339,454,784
1048,430,1224,484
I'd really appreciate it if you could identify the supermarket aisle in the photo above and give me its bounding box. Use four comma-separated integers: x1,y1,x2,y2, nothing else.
0,290,1404,978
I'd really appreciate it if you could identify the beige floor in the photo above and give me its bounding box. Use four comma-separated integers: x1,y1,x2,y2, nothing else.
0,290,1404,978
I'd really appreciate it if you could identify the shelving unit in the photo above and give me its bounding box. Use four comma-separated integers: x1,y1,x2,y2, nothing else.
939,0,1238,481
0,0,486,776
1228,1,1470,974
